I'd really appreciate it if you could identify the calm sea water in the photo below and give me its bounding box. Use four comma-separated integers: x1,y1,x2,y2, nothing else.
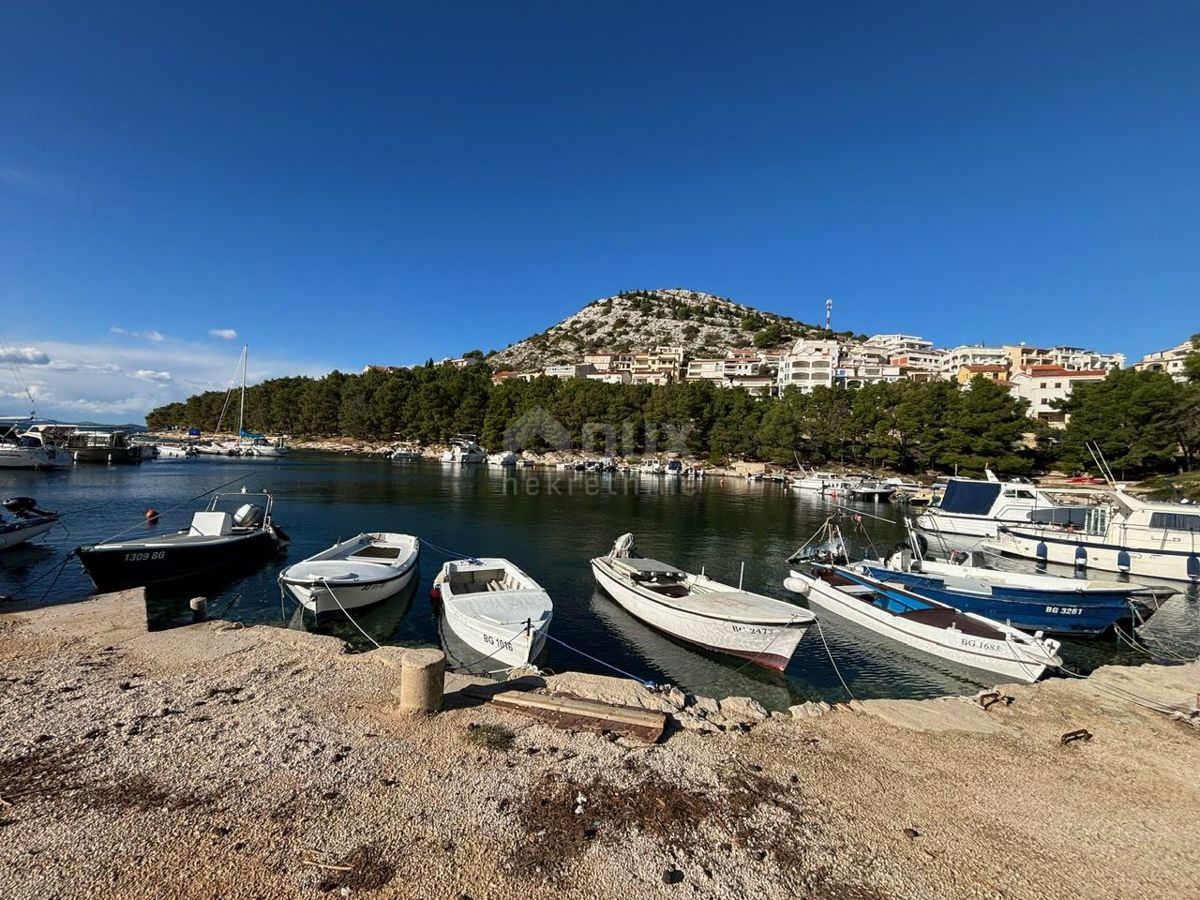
3,454,1197,709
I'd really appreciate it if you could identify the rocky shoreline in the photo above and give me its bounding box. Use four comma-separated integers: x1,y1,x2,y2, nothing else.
2,590,1197,899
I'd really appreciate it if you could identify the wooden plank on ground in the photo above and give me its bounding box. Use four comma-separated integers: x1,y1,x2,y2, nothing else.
488,690,667,743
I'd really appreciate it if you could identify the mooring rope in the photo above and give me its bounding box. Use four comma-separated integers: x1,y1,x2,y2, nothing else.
814,618,856,702
318,576,382,650
417,538,480,565
542,631,658,689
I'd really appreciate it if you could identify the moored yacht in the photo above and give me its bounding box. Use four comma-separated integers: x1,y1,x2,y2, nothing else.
913,470,1087,553
986,490,1200,583
65,430,143,464
441,434,486,464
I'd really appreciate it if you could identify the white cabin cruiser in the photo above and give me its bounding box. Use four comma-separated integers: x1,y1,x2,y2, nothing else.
986,490,1200,583
591,534,814,671
441,435,486,464
432,558,553,669
279,533,420,615
913,470,1088,554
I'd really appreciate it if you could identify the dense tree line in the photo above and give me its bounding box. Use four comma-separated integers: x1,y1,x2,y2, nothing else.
146,354,1200,477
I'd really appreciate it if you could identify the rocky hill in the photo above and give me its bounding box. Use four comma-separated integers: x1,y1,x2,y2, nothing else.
486,288,849,371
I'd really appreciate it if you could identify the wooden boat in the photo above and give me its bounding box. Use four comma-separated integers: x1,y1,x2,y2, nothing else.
0,497,59,551
783,564,1062,684
591,534,814,671
279,533,420,615
854,547,1168,636
75,490,289,591
432,558,553,669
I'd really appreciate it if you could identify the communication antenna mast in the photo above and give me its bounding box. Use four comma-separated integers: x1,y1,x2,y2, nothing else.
825,297,833,331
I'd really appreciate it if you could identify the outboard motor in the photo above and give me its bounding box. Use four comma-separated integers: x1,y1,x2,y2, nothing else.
233,504,264,528
2,497,53,519
610,533,636,558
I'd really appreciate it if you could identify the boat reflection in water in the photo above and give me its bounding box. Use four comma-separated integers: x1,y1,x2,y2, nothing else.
287,572,419,652
587,589,795,711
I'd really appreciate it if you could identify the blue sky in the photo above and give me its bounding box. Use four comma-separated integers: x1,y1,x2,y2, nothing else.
2,2,1197,420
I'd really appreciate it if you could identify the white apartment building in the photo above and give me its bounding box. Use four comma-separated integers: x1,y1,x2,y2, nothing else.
725,374,775,397
1008,366,1108,428
543,363,596,379
1003,344,1124,374
1133,340,1195,383
584,352,635,372
685,358,727,384
889,348,947,382
863,334,934,355
586,371,632,385
940,345,1010,378
835,363,904,388
776,339,840,393
632,346,684,381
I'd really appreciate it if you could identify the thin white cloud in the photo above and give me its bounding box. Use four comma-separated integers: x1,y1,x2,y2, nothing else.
208,328,238,340
0,346,50,365
0,335,336,423
134,369,173,383
0,164,74,201
110,326,165,343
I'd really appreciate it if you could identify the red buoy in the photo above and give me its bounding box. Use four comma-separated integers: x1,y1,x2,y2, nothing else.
145,508,159,521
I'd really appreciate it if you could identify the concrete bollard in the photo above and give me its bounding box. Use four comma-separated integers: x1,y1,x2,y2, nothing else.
400,648,445,713
189,596,208,623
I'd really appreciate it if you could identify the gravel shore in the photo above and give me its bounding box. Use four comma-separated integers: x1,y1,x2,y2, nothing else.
1,590,1197,900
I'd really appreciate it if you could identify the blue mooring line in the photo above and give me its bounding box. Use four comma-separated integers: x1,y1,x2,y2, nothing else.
542,631,657,690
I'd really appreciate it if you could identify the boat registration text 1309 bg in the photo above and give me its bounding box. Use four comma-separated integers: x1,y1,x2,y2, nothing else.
124,551,166,562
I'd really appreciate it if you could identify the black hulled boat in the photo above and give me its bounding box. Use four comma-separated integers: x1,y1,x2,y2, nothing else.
75,490,289,591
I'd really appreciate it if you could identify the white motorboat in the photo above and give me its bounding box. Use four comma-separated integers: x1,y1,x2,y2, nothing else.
388,442,423,461
14,424,74,469
0,497,59,551
0,423,70,469
487,450,519,466
440,435,486,464
639,459,664,474
591,534,814,671
790,468,853,494
986,490,1200,583
156,443,199,459
846,481,897,503
279,533,420,615
783,563,1062,684
913,470,1088,553
432,557,553,669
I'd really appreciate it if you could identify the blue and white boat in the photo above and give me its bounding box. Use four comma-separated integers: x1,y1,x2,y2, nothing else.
783,562,1062,684
854,548,1168,637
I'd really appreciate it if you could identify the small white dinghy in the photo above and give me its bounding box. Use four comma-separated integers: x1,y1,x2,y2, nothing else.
783,563,1062,684
591,534,814,671
432,558,553,669
279,533,420,615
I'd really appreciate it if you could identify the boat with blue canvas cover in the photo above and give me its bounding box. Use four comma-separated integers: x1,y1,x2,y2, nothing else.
783,561,1062,684
913,470,1091,554
854,546,1168,637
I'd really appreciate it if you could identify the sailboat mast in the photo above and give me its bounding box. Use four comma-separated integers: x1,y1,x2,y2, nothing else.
238,345,247,439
